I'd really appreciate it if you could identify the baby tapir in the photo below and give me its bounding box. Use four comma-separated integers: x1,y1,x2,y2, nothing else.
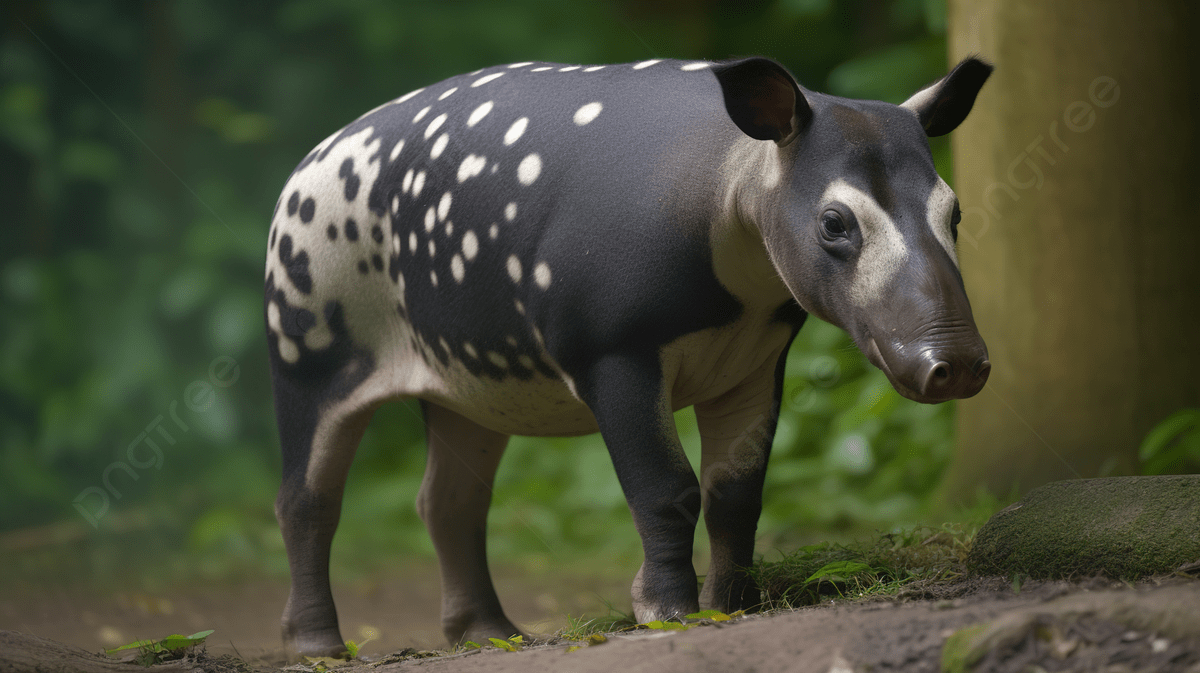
265,55,993,656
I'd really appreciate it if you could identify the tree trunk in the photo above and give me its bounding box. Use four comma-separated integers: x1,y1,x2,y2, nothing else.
940,0,1200,503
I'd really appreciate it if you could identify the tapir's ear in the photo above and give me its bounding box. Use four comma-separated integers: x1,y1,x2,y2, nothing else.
901,57,994,137
713,57,812,147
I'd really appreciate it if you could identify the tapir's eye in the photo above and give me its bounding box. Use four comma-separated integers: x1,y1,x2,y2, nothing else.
950,204,962,241
820,210,847,239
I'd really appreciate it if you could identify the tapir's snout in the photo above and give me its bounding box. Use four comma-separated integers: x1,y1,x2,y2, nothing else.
865,322,990,404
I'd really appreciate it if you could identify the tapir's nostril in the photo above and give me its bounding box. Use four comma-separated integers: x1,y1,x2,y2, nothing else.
932,363,951,380
921,361,953,395
972,358,992,381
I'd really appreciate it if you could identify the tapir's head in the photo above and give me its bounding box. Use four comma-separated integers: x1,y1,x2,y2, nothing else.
714,57,994,403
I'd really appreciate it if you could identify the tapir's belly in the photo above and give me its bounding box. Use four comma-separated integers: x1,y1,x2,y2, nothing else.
389,306,793,439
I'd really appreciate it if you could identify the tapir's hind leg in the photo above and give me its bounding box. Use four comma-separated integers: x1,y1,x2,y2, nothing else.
274,374,379,657
418,402,521,645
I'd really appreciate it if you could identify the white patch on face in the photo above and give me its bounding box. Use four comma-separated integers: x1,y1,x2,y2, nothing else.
412,170,426,197
437,191,452,221
489,224,499,240
425,113,447,139
681,62,710,71
451,254,465,283
504,117,528,145
425,207,436,232
401,168,414,193
533,262,552,289
472,72,505,87
462,230,479,260
408,231,417,253
558,65,580,72
507,255,523,283
467,101,493,127
583,65,605,72
438,87,458,100
504,202,517,221
508,61,533,68
822,180,911,307
463,341,478,358
633,59,662,70
531,66,552,72
517,154,542,185
396,88,424,104
574,102,602,126
926,179,959,266
430,133,449,159
389,139,405,161
413,106,431,123
487,352,508,368
457,154,487,182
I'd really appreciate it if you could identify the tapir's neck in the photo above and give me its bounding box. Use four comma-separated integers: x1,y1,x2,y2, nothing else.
709,136,793,307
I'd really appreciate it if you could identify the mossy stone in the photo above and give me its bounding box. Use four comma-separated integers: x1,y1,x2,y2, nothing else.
967,476,1200,579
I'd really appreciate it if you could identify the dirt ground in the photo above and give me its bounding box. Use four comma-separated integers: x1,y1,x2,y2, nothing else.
2,571,1199,673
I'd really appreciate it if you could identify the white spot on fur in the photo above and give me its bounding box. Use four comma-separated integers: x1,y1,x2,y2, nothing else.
393,233,401,254
487,351,508,368
391,194,399,213
412,171,426,197
428,239,436,257
514,299,525,315
305,320,332,350
430,133,449,159
507,255,523,283
467,101,493,127
462,230,479,260
408,232,417,253
517,154,542,185
822,180,910,307
531,66,552,72
425,207,436,232
402,168,414,193
504,117,528,145
438,87,458,100
489,224,499,240
396,88,424,104
508,61,533,68
504,202,517,221
413,106,431,123
430,270,438,286
267,301,300,364
463,341,478,358
558,65,580,72
472,72,505,87
533,262,552,289
451,254,465,283
518,354,535,369
457,154,487,182
633,59,661,69
389,139,405,161
574,102,603,126
505,335,518,347
425,113,447,139
437,192,452,221
681,62,711,71
444,220,453,237
926,179,959,266
583,66,605,72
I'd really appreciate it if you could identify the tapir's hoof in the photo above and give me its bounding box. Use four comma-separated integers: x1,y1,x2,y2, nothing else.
284,627,349,659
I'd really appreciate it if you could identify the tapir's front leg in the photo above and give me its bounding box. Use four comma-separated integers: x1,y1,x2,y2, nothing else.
694,340,794,613
580,352,702,622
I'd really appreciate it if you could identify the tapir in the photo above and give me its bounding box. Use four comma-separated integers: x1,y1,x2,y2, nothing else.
265,55,993,656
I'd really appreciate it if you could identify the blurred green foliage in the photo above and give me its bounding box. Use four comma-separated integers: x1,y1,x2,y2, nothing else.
1,0,967,584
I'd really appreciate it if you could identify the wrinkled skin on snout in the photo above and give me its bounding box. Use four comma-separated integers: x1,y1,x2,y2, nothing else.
729,58,994,403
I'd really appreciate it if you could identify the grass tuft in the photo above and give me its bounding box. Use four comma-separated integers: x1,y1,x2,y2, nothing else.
749,524,975,608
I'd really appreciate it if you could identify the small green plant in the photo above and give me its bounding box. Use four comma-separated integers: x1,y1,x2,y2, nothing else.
1139,408,1200,475
104,630,214,667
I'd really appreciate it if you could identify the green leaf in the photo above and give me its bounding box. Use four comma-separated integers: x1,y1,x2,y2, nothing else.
805,560,874,584
488,637,517,651
685,609,731,621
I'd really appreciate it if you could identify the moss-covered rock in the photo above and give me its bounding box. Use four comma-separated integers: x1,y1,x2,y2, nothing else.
967,476,1200,579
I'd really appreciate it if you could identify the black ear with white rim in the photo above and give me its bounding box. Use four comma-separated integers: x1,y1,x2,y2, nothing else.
901,57,994,137
713,57,812,146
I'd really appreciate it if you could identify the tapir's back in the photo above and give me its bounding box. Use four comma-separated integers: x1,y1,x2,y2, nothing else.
265,59,739,434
